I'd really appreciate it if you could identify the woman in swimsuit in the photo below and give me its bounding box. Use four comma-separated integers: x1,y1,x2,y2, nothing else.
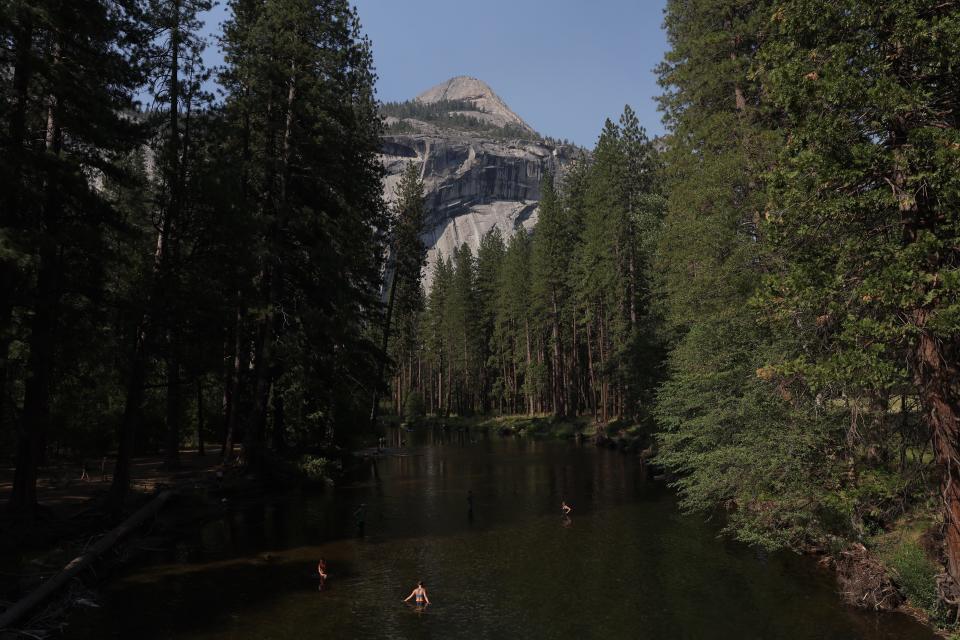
403,581,430,607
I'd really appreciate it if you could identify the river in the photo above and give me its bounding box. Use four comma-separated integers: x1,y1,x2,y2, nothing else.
68,429,936,639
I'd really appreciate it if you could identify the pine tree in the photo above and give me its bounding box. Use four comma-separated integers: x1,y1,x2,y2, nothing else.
761,0,960,582
426,254,453,414
378,161,426,421
653,0,820,548
531,170,573,416
573,119,624,422
221,0,386,469
475,228,506,412
447,243,480,414
4,0,150,514
496,231,534,414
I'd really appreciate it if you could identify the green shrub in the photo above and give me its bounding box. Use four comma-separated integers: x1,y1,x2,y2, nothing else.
296,455,335,483
889,541,939,613
552,421,575,438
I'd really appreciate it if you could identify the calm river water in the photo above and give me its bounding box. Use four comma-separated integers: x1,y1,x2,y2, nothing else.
68,430,936,639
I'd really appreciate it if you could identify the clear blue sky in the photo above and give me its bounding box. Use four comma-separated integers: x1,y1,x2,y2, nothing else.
201,0,669,148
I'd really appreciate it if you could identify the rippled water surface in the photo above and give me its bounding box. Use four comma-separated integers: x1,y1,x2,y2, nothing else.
68,430,936,639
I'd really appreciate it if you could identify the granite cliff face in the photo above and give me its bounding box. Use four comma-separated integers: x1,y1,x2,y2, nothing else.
380,76,583,285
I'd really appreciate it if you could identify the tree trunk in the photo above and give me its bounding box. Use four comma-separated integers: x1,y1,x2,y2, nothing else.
913,318,960,584
243,302,273,472
599,303,608,423
107,322,147,512
271,383,285,452
196,378,205,456
371,259,401,426
1,11,34,432
9,249,59,514
524,318,533,415
551,291,564,417
9,79,63,514
244,62,297,470
222,299,244,462
892,120,960,586
164,335,181,468
586,320,597,418
0,490,175,630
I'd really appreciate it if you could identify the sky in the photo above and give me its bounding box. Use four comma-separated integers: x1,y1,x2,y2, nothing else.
201,0,670,148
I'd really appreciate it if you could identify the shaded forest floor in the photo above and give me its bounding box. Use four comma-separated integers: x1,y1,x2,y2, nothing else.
0,449,245,637
0,447,231,573
0,447,226,524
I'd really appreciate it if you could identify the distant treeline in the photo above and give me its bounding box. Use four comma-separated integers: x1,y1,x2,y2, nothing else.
385,108,661,427
381,99,539,142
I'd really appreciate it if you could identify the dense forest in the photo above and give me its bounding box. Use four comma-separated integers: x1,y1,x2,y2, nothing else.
386,108,663,425
0,0,388,514
1,0,959,627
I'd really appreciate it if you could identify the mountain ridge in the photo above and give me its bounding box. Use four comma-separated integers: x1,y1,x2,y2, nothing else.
380,77,584,286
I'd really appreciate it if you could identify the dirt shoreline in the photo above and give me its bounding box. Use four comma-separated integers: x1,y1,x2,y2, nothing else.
0,448,242,637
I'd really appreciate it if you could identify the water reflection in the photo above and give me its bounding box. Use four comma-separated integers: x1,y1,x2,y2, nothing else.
67,433,935,640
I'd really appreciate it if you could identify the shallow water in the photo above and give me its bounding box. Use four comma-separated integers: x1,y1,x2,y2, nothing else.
68,430,935,639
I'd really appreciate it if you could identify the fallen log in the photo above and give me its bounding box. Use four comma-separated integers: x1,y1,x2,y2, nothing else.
0,490,175,630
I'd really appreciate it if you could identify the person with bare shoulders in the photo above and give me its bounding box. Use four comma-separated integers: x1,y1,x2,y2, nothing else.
403,581,430,607
561,500,572,516
317,558,328,590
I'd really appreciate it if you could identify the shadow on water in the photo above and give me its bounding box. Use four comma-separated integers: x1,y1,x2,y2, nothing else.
66,433,937,640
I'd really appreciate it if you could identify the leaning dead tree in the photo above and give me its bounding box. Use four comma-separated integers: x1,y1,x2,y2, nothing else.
0,490,175,631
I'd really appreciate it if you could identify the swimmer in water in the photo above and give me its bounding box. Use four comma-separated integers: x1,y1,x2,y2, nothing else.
561,500,572,516
403,581,430,608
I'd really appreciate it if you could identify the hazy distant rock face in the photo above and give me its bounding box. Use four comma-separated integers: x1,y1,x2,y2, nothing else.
380,77,582,287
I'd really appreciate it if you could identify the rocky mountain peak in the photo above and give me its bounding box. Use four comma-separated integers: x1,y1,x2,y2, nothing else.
415,76,534,133
381,77,585,287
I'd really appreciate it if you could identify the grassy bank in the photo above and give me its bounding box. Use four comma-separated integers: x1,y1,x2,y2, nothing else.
865,509,955,631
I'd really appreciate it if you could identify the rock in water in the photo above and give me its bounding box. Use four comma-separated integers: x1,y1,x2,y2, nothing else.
380,76,585,286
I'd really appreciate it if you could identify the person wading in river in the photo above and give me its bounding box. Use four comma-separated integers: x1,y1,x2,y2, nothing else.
354,503,366,536
317,558,328,590
403,581,431,608
561,500,572,516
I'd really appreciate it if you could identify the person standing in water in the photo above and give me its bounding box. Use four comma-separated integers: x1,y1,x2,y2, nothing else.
354,503,367,536
317,558,328,590
403,581,431,607
561,500,572,516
